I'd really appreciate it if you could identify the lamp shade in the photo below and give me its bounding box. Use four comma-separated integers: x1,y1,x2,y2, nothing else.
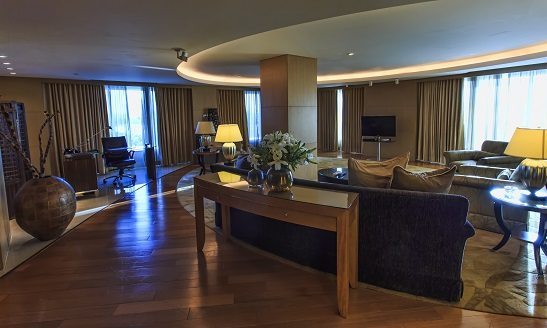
195,121,216,135
504,127,547,159
215,124,243,143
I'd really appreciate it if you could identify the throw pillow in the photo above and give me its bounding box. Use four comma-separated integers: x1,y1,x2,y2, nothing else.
348,153,410,188
390,165,456,194
496,169,512,180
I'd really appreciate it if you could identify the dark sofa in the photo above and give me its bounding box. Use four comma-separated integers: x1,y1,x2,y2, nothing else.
210,164,475,302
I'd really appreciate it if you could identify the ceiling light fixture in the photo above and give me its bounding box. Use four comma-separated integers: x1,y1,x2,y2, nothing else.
369,81,373,87
347,52,355,56
395,79,400,85
3,62,11,65
6,67,13,70
0,55,6,59
9,72,16,75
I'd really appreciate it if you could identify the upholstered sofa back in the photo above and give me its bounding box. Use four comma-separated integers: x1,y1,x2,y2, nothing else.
481,140,508,155
210,164,475,302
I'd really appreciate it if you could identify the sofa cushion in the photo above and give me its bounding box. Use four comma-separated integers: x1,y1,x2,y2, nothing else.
496,169,512,180
348,153,409,188
390,165,456,193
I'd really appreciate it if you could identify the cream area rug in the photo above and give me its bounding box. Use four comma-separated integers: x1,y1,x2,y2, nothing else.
176,163,547,319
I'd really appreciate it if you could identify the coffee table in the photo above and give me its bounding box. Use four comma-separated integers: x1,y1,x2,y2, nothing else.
318,167,348,185
490,187,547,275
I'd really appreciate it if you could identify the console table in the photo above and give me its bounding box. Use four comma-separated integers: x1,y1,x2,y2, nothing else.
193,172,359,317
490,188,547,276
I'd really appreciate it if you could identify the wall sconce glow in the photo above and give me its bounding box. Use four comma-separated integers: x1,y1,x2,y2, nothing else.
177,42,547,87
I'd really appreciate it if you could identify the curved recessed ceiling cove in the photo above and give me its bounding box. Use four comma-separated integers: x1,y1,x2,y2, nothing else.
177,0,547,86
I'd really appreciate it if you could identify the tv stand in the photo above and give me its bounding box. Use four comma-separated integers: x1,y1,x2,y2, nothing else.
363,136,393,161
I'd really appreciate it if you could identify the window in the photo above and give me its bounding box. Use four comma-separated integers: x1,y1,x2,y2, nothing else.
462,69,547,149
244,90,261,146
105,85,159,152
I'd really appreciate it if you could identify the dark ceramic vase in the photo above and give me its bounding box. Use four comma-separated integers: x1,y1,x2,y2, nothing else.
14,176,77,241
266,166,293,192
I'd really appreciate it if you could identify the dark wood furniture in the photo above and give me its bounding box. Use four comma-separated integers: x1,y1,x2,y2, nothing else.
193,172,359,318
490,188,547,275
63,152,98,194
0,101,31,218
193,149,220,175
318,167,348,184
101,136,136,187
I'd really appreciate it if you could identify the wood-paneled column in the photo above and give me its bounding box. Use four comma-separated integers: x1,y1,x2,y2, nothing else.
260,55,317,150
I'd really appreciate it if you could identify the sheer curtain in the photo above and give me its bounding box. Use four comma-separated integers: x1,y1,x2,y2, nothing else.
462,69,547,149
244,90,261,147
105,85,159,153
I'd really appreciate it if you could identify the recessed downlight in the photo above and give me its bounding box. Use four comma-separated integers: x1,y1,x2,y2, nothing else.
347,52,355,56
6,67,13,70
3,62,11,65
0,55,6,59
9,72,16,75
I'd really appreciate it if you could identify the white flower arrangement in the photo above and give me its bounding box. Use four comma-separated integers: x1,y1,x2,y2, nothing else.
248,131,316,171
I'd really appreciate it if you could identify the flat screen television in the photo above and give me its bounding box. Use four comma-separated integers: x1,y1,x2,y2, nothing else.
361,116,396,137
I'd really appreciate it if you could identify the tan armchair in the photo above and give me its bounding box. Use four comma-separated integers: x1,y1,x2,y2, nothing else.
444,140,522,169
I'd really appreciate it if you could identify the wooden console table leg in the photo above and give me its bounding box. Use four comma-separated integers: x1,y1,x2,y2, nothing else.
349,204,359,289
194,189,205,251
337,213,350,318
221,204,231,241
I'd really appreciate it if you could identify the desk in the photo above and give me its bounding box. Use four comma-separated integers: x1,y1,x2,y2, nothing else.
193,149,220,175
63,152,98,194
193,172,359,317
490,188,547,275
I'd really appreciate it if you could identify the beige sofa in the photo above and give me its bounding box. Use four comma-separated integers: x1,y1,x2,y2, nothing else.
449,165,528,233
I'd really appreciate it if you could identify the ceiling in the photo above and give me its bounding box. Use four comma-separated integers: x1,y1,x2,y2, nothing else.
1,0,547,86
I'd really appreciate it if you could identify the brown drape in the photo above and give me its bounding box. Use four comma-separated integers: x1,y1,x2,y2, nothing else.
317,88,338,152
417,79,463,163
342,87,366,153
155,87,194,166
217,89,248,150
44,83,109,176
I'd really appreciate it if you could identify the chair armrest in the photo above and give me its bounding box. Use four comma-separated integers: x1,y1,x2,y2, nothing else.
452,174,523,189
477,156,523,165
129,150,135,159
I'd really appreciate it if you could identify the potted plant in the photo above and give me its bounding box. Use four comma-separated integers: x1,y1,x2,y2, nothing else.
248,131,316,192
0,107,76,241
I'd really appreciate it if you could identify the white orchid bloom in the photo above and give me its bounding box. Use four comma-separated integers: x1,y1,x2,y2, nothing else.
268,159,289,170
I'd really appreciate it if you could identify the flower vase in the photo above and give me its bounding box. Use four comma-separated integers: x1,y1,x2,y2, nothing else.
266,166,293,192
247,168,265,188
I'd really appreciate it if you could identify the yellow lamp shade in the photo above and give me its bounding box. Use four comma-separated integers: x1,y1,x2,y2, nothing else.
195,121,216,135
215,124,243,143
504,127,547,159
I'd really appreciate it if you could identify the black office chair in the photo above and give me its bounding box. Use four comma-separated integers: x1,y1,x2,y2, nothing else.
102,136,136,187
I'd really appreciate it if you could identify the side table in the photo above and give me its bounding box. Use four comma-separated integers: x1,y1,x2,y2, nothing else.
490,188,547,275
193,149,220,175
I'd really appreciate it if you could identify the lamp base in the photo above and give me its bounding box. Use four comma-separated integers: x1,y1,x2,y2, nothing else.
199,135,212,151
222,142,237,163
518,159,547,199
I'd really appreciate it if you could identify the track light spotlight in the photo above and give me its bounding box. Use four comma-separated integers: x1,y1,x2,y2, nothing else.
173,48,189,62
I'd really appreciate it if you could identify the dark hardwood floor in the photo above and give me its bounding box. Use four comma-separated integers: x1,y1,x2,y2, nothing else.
0,165,545,327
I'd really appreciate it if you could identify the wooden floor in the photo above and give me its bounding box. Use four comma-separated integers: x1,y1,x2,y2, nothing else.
0,166,545,328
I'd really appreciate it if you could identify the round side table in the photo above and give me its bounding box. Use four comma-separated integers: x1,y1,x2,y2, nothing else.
490,187,547,276
193,149,220,175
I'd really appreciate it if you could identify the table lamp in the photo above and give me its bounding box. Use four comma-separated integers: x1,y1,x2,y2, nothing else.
215,124,242,163
504,127,547,200
195,121,216,151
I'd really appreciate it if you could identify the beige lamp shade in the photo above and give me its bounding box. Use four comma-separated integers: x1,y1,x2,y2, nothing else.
195,121,216,135
504,127,547,159
215,124,243,143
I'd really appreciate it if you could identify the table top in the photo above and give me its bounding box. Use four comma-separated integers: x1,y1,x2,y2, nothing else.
195,172,358,209
490,187,547,213
193,149,220,155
